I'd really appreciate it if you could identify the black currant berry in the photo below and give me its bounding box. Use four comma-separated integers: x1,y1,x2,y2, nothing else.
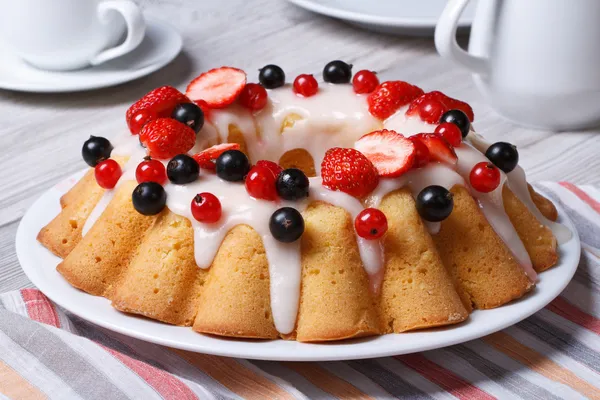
485,142,519,173
171,103,204,133
132,182,167,216
323,60,352,84
82,136,113,167
269,207,305,243
259,65,285,89
167,154,199,184
216,150,250,182
439,109,471,138
416,185,454,222
276,168,309,200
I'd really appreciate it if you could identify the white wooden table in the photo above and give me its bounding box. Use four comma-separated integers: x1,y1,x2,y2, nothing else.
0,0,598,292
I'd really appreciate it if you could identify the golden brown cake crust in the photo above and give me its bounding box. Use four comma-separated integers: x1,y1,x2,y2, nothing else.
434,186,533,309
529,184,559,221
378,189,469,332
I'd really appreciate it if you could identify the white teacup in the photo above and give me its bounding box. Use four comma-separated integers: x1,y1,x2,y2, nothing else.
436,0,600,131
0,0,145,71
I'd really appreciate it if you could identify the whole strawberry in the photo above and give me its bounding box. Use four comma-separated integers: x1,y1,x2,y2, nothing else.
140,118,196,160
126,86,190,134
321,147,379,198
367,81,424,120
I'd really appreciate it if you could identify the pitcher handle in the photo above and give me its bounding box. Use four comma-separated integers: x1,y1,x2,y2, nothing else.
90,0,146,66
435,0,488,75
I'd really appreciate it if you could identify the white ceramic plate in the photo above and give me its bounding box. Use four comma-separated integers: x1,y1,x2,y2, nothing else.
285,0,477,36
16,170,581,361
0,17,182,93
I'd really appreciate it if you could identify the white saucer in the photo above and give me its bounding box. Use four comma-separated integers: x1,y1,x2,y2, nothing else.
0,17,182,93
286,0,477,36
16,170,581,361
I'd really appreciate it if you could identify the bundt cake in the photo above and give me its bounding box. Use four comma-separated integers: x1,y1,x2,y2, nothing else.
37,62,571,342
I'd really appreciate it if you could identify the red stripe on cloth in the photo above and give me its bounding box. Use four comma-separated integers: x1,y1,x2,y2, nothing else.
559,182,600,214
547,296,600,335
396,354,494,400
102,345,198,400
20,289,61,328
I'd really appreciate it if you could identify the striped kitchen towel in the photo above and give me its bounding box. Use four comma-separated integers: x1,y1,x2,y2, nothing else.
1,182,599,400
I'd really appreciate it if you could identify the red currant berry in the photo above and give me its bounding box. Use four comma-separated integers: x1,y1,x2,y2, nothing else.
355,208,388,240
129,109,158,135
409,136,431,168
470,162,501,193
239,83,268,111
293,74,319,97
191,192,222,223
245,165,278,201
418,99,446,123
135,156,167,185
256,160,283,177
352,70,379,94
95,159,122,189
434,123,462,147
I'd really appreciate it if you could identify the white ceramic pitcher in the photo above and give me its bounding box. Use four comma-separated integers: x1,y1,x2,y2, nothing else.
435,0,600,130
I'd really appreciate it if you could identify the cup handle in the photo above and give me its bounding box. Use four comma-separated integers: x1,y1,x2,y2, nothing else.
89,0,146,66
435,0,488,75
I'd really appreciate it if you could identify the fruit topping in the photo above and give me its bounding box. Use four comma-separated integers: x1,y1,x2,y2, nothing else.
409,136,431,168
440,109,471,138
355,208,388,240
94,159,122,189
132,182,167,216
216,149,250,182
368,81,424,120
82,136,113,167
276,168,310,200
321,147,379,198
412,133,458,166
185,67,247,109
470,162,501,193
355,129,415,178
434,122,462,147
293,74,319,97
269,207,305,243
416,185,454,222
191,192,222,223
193,143,241,171
167,154,200,185
171,102,204,133
406,91,474,124
139,118,196,160
485,142,519,173
256,160,283,176
239,83,268,111
352,70,379,94
323,60,353,84
259,64,285,89
245,164,278,201
135,156,167,185
126,86,189,134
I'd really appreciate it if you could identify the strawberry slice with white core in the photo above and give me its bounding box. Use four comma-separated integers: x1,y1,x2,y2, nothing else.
186,67,247,109
355,129,416,178
412,133,458,166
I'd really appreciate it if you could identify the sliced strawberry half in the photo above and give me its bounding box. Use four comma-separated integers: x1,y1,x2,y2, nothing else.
354,129,415,178
193,143,241,170
412,133,458,166
186,67,247,109
406,91,474,123
367,81,424,120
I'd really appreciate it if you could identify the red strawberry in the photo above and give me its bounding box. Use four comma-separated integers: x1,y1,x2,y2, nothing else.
321,147,379,198
406,91,474,123
367,81,424,120
193,143,241,170
354,129,415,178
409,135,431,168
186,67,247,109
412,133,457,166
126,86,190,134
139,118,196,160
256,160,283,176
194,99,212,121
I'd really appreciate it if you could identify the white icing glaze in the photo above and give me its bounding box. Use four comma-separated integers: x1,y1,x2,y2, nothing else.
81,82,571,332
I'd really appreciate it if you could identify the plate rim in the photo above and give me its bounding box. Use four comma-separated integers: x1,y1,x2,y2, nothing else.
0,17,182,93
285,0,474,28
16,170,581,361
